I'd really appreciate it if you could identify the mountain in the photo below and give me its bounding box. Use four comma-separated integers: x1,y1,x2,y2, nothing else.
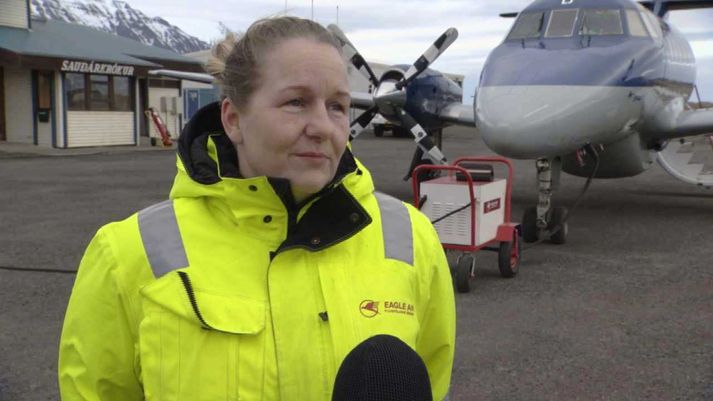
30,0,210,54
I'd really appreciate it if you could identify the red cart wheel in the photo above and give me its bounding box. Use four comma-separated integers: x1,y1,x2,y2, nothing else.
498,234,521,278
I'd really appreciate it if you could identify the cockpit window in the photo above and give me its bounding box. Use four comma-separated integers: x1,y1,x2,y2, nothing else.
625,9,648,37
507,12,545,40
580,9,624,36
545,9,579,38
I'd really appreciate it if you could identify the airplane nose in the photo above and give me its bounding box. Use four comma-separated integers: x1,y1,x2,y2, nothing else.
476,85,643,159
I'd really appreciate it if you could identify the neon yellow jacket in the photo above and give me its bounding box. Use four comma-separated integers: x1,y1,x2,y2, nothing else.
58,103,455,401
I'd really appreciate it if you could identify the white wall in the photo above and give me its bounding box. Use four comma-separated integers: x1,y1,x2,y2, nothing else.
148,87,180,139
66,111,134,147
37,113,52,146
0,0,28,29
4,67,33,144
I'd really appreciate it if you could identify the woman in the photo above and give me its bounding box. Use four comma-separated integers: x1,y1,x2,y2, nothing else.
58,16,455,401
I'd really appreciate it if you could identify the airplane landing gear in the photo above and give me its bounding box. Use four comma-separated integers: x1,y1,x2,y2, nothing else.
522,157,568,244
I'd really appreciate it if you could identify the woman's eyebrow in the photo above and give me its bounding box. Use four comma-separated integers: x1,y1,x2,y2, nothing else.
278,85,308,93
279,86,350,99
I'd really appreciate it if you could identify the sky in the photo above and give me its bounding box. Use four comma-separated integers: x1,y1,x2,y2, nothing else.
126,0,713,103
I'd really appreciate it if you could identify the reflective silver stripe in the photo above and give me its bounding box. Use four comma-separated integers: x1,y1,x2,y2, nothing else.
374,192,413,265
138,200,188,278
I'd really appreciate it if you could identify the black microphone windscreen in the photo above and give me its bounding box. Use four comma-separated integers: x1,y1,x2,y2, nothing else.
332,334,432,401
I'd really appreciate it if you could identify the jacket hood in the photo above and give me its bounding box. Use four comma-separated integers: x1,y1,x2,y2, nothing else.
170,101,374,219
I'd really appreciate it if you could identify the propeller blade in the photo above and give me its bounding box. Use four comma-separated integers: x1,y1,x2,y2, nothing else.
349,105,380,140
394,108,447,165
328,24,380,87
396,27,459,90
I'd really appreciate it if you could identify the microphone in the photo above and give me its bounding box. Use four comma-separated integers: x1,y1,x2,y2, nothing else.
332,334,433,401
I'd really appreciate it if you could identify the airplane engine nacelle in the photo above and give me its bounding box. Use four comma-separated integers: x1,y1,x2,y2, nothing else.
374,68,407,121
561,134,655,178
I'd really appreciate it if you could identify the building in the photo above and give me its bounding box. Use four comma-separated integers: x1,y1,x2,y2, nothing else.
0,0,204,148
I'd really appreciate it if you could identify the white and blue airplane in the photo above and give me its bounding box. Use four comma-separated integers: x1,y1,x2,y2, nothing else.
151,0,713,244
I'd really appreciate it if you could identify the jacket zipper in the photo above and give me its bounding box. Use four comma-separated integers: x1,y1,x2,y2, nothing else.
177,271,215,330
266,251,282,399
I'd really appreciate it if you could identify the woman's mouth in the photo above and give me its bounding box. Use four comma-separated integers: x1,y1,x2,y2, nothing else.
294,152,328,159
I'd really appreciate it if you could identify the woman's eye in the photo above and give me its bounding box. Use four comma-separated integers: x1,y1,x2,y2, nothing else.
286,98,305,107
329,103,347,112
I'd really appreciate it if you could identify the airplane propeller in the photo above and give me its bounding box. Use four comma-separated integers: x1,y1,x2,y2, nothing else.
328,24,458,166
328,25,380,88
349,105,380,139
395,109,448,165
396,27,459,91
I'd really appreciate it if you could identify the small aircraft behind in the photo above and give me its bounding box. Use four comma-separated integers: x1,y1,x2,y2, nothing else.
150,0,713,245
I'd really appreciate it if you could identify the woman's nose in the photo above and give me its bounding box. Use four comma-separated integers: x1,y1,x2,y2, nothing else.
304,106,333,140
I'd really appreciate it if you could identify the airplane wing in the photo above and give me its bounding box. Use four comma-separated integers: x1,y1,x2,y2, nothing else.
655,106,713,187
149,69,213,84
438,103,476,126
670,107,713,138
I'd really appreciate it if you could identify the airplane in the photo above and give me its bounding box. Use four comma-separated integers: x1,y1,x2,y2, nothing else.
150,0,713,246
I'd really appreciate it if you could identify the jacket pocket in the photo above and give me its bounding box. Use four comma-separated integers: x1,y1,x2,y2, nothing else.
317,259,421,370
139,271,266,401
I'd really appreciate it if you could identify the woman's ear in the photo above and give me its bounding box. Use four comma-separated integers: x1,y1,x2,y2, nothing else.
221,98,243,144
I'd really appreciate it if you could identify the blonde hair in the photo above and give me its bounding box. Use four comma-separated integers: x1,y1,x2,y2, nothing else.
206,17,342,109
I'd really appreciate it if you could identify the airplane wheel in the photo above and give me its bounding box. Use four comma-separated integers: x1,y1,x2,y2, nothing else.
454,254,474,293
498,234,521,278
374,125,384,137
548,206,568,245
522,206,538,243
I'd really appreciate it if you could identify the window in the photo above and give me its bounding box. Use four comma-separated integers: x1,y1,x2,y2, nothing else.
507,12,545,40
66,73,86,110
580,9,624,36
65,74,134,111
113,76,132,111
625,9,648,37
90,75,110,110
545,9,579,38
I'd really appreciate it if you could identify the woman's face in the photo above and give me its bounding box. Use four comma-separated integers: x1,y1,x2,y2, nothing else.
221,37,351,202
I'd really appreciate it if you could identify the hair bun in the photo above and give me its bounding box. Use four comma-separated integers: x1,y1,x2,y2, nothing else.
206,32,239,84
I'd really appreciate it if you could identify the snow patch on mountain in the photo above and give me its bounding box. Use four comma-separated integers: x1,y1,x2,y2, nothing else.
30,0,210,54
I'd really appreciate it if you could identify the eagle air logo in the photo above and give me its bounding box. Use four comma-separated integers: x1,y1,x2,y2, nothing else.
359,299,415,318
359,300,379,318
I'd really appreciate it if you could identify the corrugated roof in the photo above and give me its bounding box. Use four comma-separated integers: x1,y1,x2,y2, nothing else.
0,18,203,68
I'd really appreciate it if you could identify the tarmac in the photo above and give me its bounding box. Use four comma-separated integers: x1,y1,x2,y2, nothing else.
0,126,711,400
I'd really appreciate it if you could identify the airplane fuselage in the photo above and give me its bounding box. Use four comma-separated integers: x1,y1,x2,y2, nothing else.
476,0,697,178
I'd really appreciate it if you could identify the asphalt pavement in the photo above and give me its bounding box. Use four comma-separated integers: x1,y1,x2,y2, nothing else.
1,126,711,400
